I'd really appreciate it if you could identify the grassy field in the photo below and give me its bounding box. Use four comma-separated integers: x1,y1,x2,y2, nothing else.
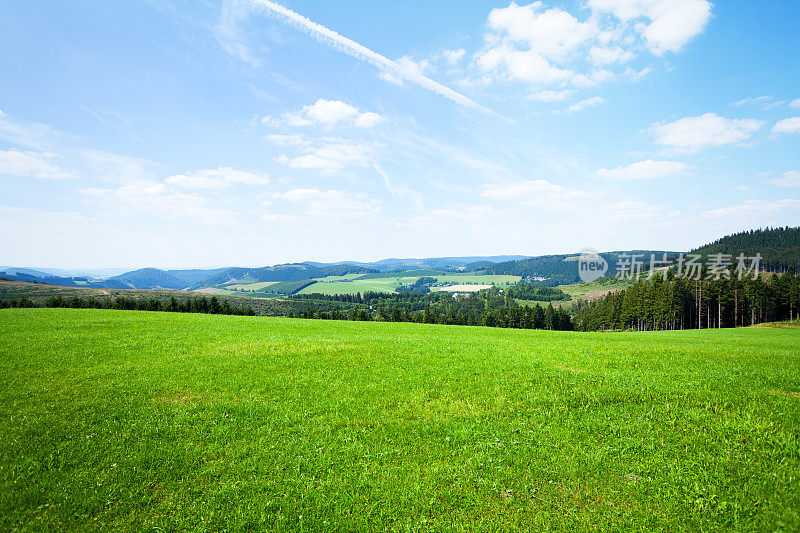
1,309,799,531
429,274,520,285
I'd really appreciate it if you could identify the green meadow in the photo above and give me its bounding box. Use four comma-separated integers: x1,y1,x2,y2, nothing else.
1,308,799,531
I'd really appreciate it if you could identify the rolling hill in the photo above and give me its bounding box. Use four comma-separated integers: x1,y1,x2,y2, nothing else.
479,251,677,286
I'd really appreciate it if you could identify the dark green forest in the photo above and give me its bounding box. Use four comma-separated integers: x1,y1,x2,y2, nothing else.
574,269,799,331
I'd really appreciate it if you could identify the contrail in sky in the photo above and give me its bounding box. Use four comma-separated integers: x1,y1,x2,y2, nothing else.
248,0,508,121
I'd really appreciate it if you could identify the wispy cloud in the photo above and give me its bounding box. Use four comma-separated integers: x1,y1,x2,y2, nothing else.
767,170,800,187
651,113,763,152
246,0,506,120
0,150,77,180
597,160,687,180
566,96,605,113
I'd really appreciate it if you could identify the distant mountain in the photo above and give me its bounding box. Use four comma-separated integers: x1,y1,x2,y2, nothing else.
0,267,62,279
0,266,128,279
110,268,188,290
690,226,800,272
166,268,235,286
300,255,529,272
189,264,378,289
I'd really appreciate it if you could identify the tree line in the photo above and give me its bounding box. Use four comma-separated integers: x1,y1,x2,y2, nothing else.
574,269,799,331
1,295,256,316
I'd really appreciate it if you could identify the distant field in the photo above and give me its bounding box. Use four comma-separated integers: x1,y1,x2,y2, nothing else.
431,284,492,293
225,281,279,290
298,273,521,296
1,308,799,530
311,273,364,282
296,277,400,295
432,274,520,285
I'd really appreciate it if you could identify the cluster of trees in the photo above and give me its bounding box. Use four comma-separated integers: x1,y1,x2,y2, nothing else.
41,295,256,316
574,269,800,331
396,276,437,294
290,287,574,330
505,283,570,301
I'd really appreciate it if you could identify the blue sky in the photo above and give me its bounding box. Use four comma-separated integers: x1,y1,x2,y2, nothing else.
1,0,798,268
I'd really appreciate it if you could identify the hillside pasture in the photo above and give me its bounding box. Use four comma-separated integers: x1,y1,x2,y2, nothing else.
558,276,635,301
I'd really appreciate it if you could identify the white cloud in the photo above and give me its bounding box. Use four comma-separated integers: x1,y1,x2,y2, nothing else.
354,112,383,128
261,213,298,223
0,150,77,179
651,113,763,152
624,66,652,81
472,0,709,91
733,96,784,109
397,204,505,230
768,170,800,187
249,0,503,119
266,99,383,129
703,199,800,218
0,109,5,118
397,55,435,77
476,45,574,85
567,96,605,112
305,99,359,124
265,133,309,146
529,89,576,102
79,149,158,182
0,112,61,149
597,200,664,220
487,2,598,61
589,0,712,55
379,56,436,85
597,159,687,179
165,167,270,189
442,49,466,65
282,143,371,173
279,188,380,218
481,179,587,203
791,98,800,108
83,182,234,224
216,0,262,67
773,117,800,134
589,46,634,65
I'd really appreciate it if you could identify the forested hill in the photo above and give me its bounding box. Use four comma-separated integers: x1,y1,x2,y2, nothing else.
691,226,800,272
186,264,378,289
480,251,675,286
